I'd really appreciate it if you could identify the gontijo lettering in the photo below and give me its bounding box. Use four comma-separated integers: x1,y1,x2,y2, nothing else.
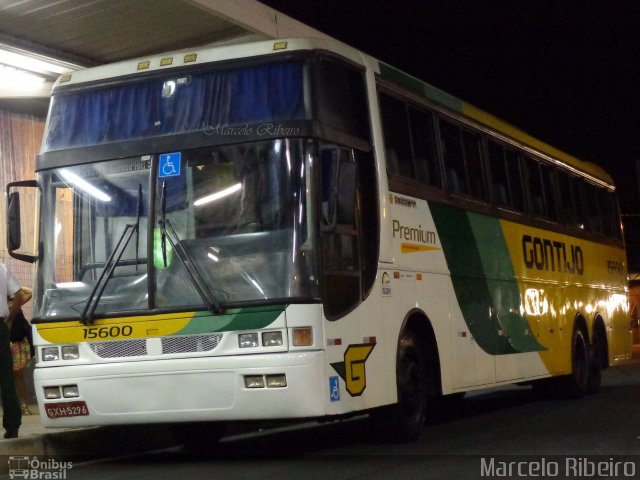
522,235,584,275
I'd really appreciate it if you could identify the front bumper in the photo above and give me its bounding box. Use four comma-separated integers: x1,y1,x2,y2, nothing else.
35,350,326,427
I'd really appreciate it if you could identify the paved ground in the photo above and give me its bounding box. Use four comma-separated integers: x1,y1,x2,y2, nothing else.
0,345,640,473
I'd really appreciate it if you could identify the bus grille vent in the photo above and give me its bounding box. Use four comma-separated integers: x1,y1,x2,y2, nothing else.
161,334,223,354
90,340,147,358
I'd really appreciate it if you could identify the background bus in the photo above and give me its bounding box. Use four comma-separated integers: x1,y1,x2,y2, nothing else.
7,37,632,445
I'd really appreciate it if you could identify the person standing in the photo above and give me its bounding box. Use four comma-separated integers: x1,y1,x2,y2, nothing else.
10,306,34,415
0,263,32,439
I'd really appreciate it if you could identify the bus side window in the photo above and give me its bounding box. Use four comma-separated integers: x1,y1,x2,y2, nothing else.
557,170,577,227
505,150,525,212
379,92,413,178
439,120,467,195
570,176,587,230
540,163,559,222
462,130,486,200
524,157,545,217
316,58,370,141
603,190,622,239
487,141,509,206
409,107,441,188
583,182,603,233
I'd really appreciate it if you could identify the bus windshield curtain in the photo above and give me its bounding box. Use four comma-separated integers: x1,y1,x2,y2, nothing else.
43,61,306,152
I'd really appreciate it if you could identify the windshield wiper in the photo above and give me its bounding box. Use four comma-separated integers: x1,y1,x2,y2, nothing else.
80,184,143,325
159,181,223,314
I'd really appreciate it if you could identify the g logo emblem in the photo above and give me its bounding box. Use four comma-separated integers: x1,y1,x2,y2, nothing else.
330,343,375,397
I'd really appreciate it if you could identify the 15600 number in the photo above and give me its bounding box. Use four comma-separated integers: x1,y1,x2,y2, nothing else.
82,325,133,339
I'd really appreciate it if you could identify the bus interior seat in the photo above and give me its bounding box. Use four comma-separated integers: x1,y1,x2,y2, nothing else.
386,149,400,174
447,168,462,193
559,205,575,225
588,216,601,232
415,158,431,185
531,196,545,216
494,183,508,205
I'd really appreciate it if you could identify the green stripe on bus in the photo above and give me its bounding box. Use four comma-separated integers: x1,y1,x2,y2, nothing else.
467,213,546,353
379,63,464,113
175,305,286,335
430,203,545,354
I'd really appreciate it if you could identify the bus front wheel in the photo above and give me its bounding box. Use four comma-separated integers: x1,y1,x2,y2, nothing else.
371,330,428,442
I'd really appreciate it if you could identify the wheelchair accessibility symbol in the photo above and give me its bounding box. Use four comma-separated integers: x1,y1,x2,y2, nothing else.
329,376,340,402
159,152,182,178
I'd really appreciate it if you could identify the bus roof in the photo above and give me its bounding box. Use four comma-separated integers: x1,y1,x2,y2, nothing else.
375,62,614,188
51,37,613,188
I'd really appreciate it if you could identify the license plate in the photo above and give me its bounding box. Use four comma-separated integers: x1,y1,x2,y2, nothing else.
45,401,89,419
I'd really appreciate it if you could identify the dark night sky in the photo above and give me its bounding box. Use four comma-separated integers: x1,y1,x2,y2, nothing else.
261,0,640,213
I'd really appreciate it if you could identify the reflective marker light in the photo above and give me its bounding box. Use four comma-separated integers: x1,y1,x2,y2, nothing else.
292,327,313,346
265,374,287,388
238,333,259,348
262,331,283,347
44,386,61,399
61,345,80,360
42,347,60,362
62,385,80,398
244,375,265,388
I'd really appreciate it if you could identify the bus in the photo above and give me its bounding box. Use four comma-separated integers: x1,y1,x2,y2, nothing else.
7,37,632,445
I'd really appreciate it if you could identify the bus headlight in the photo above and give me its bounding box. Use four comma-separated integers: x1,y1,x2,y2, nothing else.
244,375,265,388
238,333,259,348
61,345,80,360
41,347,60,362
265,374,287,388
44,386,61,399
261,331,283,347
62,385,80,398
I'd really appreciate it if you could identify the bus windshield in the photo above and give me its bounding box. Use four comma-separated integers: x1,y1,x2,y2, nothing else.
36,138,318,320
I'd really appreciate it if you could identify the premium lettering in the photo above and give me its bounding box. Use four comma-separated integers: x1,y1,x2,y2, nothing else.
392,220,436,244
522,235,584,275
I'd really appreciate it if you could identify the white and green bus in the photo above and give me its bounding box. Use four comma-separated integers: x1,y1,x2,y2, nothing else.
8,37,632,445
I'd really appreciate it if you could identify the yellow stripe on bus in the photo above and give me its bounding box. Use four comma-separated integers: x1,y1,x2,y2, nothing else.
400,243,441,254
499,219,629,373
36,312,196,343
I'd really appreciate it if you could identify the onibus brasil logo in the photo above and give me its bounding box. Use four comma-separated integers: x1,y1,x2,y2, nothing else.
8,456,73,479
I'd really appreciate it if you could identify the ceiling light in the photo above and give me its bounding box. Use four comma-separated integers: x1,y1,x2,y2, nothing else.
194,183,242,206
0,44,81,77
59,169,111,202
0,64,45,89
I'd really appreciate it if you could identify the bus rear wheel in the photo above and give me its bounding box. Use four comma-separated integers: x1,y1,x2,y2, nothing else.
371,330,427,442
559,327,590,398
587,328,605,394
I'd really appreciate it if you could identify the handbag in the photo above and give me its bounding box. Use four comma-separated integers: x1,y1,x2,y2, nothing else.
11,337,31,372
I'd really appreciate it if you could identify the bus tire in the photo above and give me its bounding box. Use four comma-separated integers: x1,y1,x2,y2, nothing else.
170,421,227,451
559,327,590,398
587,329,605,394
370,330,427,442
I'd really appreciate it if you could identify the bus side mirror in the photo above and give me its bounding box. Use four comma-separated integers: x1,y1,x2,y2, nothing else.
7,192,21,251
6,181,39,263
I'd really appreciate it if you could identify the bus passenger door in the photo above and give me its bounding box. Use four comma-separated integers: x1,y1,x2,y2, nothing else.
320,144,387,411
